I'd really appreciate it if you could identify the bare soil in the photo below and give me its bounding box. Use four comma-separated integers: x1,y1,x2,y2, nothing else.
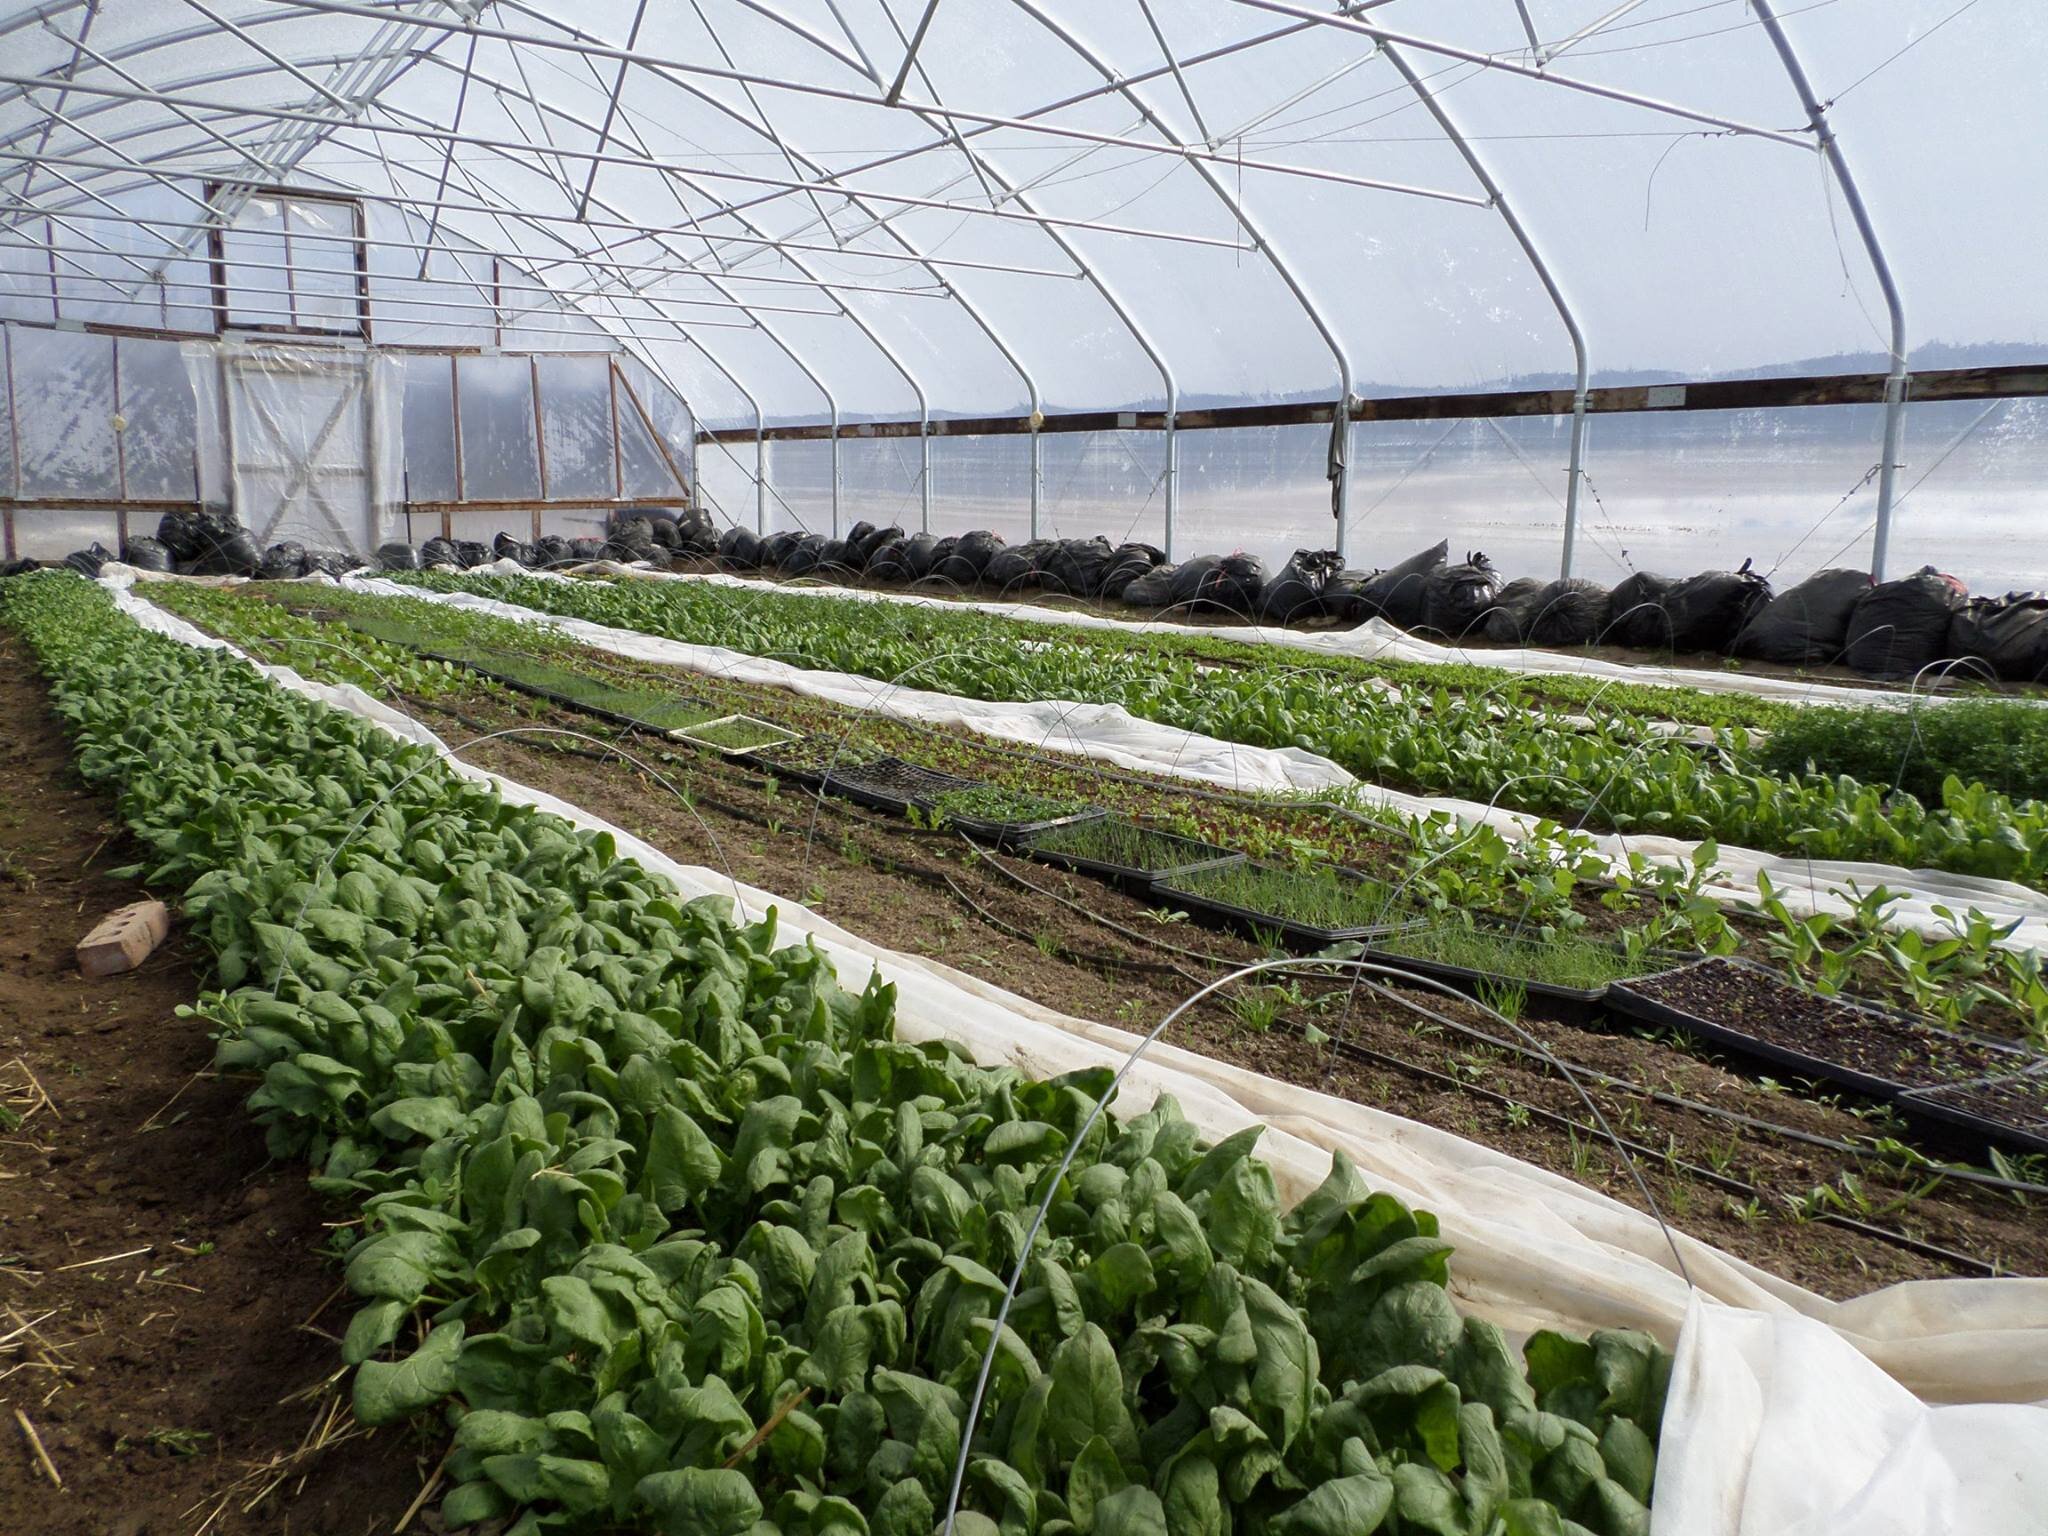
0,643,434,1536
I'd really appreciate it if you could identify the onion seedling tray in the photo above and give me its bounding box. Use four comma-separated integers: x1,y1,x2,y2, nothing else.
1894,1062,2048,1156
935,802,1108,850
1606,956,2032,1105
1020,818,1243,895
1356,922,1652,1017
1149,857,1406,951
414,645,713,735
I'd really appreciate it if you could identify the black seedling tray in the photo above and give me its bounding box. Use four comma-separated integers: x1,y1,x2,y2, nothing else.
821,755,982,817
1606,957,2032,1106
938,804,1109,851
1021,818,1243,895
1150,857,1406,951
1357,924,1643,1018
416,645,710,735
1894,1062,2048,1156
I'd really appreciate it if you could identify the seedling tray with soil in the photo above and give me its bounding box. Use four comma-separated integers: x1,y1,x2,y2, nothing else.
820,754,982,816
1151,857,1407,949
1361,919,1660,1015
671,713,800,755
1021,816,1243,893
1895,1062,2048,1156
1607,956,2034,1102
926,786,1106,848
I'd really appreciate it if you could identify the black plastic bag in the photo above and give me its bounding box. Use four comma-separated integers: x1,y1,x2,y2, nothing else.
1041,537,1117,598
1419,552,1502,639
120,535,174,573
1732,568,1872,664
837,521,877,571
902,533,943,582
158,509,261,576
420,536,461,568
778,532,827,576
304,548,360,577
533,535,572,568
376,542,421,572
645,517,683,551
1320,568,1375,623
1842,567,1966,677
1,557,37,578
1258,548,1342,623
717,526,764,568
814,538,855,574
1603,572,1676,649
566,537,606,562
675,507,718,555
850,522,902,569
1356,539,1448,629
985,539,1052,593
1172,552,1265,616
1658,560,1772,652
451,539,488,569
259,540,310,580
492,531,539,568
1525,578,1611,647
604,516,658,563
928,528,1003,587
1482,576,1548,643
1119,561,1179,609
1100,542,1165,601
866,536,912,583
62,543,114,578
1949,594,2048,683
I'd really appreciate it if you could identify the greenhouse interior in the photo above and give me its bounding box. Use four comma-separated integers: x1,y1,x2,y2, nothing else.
1,1,2045,1533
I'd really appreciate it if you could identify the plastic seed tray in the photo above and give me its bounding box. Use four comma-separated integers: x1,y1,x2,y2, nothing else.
1020,818,1244,894
670,713,801,755
819,755,982,816
1150,857,1407,950
936,802,1108,851
1358,923,1644,1014
1894,1060,2048,1156
1606,956,2034,1109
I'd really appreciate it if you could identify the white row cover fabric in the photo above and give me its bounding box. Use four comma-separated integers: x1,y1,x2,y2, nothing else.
374,567,2048,952
346,573,1351,795
603,565,1962,711
105,570,2048,1536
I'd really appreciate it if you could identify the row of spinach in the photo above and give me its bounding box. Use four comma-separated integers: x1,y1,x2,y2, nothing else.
2,569,1669,1536
398,572,2048,892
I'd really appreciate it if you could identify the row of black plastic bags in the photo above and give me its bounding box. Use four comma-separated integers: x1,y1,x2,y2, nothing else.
23,509,2045,682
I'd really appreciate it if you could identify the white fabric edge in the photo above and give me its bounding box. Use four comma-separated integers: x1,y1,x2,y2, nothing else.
358,568,2048,951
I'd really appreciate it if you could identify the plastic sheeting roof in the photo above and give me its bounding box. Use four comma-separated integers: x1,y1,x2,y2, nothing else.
0,0,2040,431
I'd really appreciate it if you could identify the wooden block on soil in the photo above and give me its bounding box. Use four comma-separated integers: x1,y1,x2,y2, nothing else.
76,900,170,979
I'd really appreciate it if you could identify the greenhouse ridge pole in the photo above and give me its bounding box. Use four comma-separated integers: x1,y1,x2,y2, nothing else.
1749,0,1908,582
1373,41,1590,578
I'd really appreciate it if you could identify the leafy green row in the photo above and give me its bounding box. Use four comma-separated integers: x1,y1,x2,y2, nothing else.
398,571,2048,891
5,569,1671,1536
1758,697,2048,809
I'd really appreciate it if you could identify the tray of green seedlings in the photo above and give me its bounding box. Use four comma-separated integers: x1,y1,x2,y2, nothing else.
1360,916,1660,1014
669,713,801,755
1150,856,1408,949
924,784,1105,849
1020,814,1243,893
335,613,714,735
